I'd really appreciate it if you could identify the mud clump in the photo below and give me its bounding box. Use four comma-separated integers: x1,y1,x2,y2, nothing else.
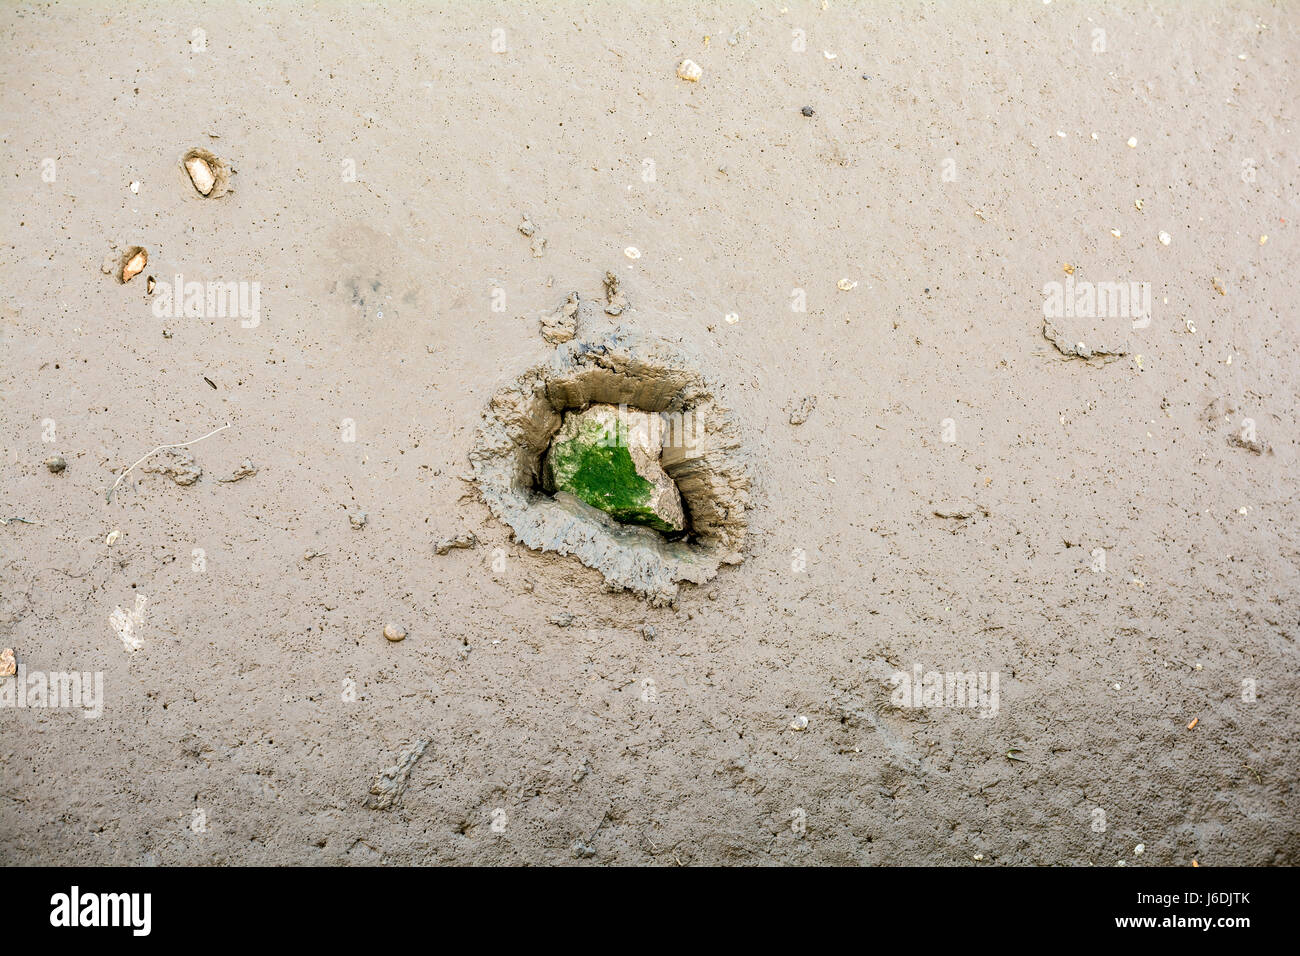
142,448,202,486
366,740,428,811
434,532,478,554
787,395,817,425
602,271,627,316
540,291,579,344
471,298,750,605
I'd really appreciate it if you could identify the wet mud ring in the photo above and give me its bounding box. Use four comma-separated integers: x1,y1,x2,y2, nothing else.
470,312,750,605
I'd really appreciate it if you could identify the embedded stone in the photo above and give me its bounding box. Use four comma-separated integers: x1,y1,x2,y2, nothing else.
544,404,685,533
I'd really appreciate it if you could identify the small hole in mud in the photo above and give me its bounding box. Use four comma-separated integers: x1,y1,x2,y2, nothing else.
471,321,751,604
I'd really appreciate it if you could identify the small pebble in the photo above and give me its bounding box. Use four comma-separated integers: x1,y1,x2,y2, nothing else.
640,625,656,641
185,154,216,195
1134,843,1145,855
348,510,368,530
789,715,808,730
121,247,147,283
44,455,66,473
801,106,815,117
1159,231,1171,245
0,648,14,677
383,624,406,643
676,59,702,83
624,246,641,259
1127,137,1138,148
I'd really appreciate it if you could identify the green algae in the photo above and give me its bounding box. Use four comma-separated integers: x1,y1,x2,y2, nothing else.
545,417,677,532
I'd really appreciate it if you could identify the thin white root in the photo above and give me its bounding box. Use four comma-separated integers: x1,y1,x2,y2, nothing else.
107,422,231,501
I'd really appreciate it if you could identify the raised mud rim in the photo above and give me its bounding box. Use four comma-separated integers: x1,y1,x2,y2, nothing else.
469,317,750,605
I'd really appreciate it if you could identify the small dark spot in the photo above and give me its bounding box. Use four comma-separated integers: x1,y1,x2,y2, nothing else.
203,376,217,389
800,106,815,117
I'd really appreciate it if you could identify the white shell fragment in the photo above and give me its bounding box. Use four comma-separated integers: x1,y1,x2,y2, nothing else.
624,246,641,259
120,246,147,283
837,278,857,291
676,59,703,82
185,155,216,195
181,147,231,198
1159,231,1171,245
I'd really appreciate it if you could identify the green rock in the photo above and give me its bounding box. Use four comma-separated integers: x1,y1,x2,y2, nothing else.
545,405,685,533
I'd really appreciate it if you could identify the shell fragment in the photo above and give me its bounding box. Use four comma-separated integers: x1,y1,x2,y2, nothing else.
120,247,147,283
676,59,702,82
185,155,216,195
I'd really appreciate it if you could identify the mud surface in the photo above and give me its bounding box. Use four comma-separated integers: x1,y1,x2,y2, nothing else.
1,2,1297,865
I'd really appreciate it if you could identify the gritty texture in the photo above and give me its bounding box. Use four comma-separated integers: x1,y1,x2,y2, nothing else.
0,1,1297,867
